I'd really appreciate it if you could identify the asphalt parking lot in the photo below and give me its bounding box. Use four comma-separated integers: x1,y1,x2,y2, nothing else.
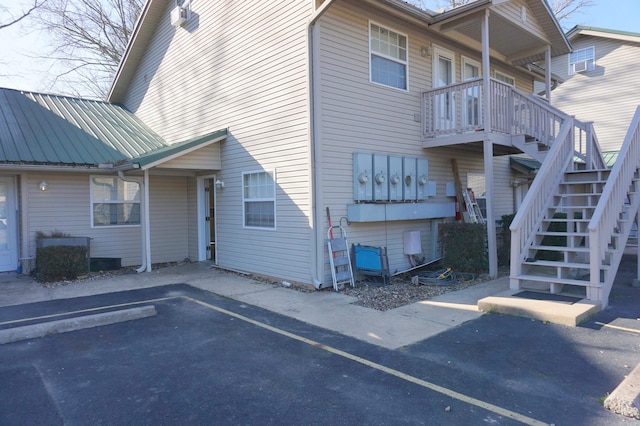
0,283,638,425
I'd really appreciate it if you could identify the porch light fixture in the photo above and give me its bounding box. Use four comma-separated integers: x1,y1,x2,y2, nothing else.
420,46,432,57
215,179,225,189
39,181,48,191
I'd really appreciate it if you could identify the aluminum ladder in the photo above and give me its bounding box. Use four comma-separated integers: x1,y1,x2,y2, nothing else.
463,188,485,224
327,225,355,291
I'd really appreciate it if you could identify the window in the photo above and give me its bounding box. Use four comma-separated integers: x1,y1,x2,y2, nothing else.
494,71,515,86
243,170,275,229
370,22,408,90
91,176,140,227
569,47,595,74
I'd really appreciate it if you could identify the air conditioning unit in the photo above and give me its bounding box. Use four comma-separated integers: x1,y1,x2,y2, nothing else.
573,60,595,72
171,6,188,27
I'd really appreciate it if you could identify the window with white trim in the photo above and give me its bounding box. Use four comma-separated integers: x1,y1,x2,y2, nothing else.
91,176,140,227
494,71,515,86
370,22,408,90
243,170,275,229
569,47,595,74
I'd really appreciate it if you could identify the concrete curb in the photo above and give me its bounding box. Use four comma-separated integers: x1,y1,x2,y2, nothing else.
604,363,640,419
0,305,157,345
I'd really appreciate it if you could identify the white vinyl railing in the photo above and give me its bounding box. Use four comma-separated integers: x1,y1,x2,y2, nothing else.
422,78,565,145
509,118,576,280
588,106,640,292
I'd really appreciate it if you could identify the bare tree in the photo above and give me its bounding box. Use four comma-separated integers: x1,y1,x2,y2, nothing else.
0,0,47,31
35,0,143,98
548,0,594,24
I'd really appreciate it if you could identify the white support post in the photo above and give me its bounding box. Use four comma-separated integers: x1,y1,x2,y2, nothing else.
545,46,552,103
481,9,498,278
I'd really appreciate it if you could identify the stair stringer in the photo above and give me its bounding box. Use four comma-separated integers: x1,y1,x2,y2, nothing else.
511,135,548,163
586,107,640,308
510,119,577,288
588,173,640,305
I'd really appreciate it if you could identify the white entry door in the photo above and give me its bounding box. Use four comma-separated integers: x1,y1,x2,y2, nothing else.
198,176,217,262
0,177,17,272
433,47,456,131
462,57,482,128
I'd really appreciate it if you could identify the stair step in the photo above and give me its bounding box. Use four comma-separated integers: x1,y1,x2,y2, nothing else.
514,274,603,287
543,218,590,223
530,245,590,252
522,259,610,270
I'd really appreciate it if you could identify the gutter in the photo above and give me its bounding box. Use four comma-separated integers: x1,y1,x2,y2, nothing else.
307,0,338,289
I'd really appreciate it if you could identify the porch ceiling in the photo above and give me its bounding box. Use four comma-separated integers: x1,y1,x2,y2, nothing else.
430,1,570,66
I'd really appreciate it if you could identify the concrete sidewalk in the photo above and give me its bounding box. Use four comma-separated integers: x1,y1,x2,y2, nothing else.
0,262,508,350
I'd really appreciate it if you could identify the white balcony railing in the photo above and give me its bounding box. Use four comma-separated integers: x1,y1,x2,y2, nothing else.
422,78,565,147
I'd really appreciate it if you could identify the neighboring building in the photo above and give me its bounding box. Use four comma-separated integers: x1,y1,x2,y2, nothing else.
0,88,226,274
2,0,636,311
538,26,640,152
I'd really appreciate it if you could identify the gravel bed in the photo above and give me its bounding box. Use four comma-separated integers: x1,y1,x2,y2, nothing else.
342,274,491,311
37,261,503,312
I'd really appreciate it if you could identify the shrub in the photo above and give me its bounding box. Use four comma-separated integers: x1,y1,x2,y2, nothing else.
438,222,488,274
35,245,88,282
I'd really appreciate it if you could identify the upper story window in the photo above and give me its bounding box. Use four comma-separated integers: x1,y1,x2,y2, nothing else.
369,22,408,90
569,47,595,74
494,71,515,86
243,170,276,229
91,176,140,227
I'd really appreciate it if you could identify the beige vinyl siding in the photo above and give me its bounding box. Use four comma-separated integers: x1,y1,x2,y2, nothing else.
148,175,189,263
317,3,488,276
493,0,547,42
492,156,518,218
550,35,640,152
25,173,193,267
156,144,221,170
123,0,314,283
25,173,143,267
186,176,199,261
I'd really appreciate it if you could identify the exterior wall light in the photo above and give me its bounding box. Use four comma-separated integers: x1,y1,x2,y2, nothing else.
215,180,225,189
39,181,48,191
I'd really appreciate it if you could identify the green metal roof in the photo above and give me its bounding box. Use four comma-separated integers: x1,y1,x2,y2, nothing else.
602,151,618,168
510,156,541,175
0,88,225,169
567,25,640,40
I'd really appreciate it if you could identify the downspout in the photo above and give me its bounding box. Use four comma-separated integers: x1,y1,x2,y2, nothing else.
307,0,338,288
118,170,149,273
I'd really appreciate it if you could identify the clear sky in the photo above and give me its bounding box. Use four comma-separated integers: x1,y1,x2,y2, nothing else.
0,0,639,96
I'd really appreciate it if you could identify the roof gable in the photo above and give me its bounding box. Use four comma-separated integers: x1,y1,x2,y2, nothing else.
566,25,640,44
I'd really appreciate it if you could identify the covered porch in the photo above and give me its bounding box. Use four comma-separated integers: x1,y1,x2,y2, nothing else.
418,0,571,277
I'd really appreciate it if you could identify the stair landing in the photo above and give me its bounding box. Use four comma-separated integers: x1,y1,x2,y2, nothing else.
477,289,601,326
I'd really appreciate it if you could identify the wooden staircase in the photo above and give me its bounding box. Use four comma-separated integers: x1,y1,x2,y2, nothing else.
509,106,640,309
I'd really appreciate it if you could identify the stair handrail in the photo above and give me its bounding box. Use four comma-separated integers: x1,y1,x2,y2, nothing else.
509,118,576,277
506,82,566,146
588,106,640,287
573,120,606,170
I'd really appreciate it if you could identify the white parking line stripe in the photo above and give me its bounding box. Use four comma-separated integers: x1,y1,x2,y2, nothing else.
595,322,640,334
185,296,548,426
